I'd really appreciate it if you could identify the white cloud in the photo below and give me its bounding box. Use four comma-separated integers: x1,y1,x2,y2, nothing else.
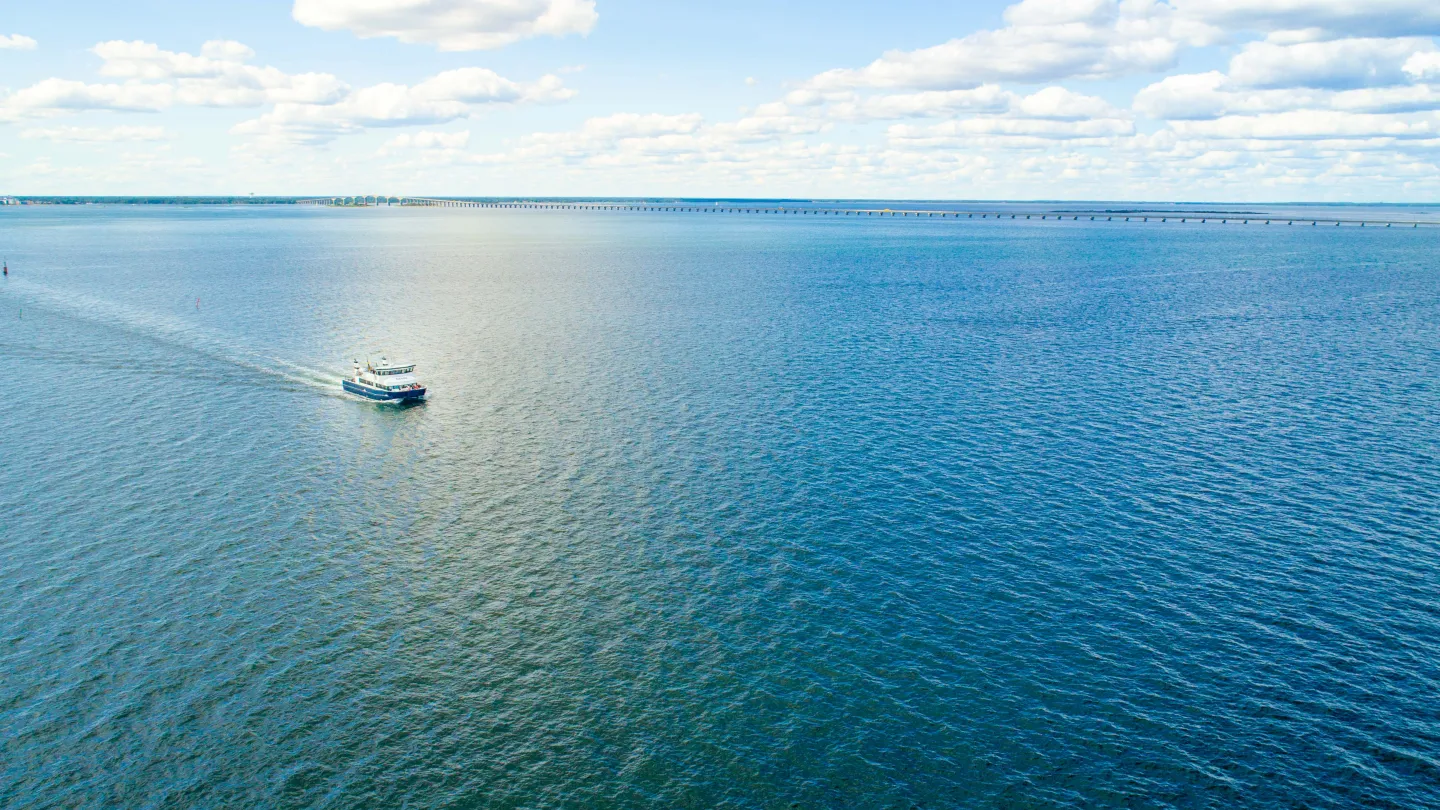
1406,51,1440,80
513,112,705,158
12,0,1440,198
1133,71,1214,119
798,0,1214,92
20,125,169,142
0,39,567,147
787,0,1440,110
1120,18,1440,174
95,39,254,79
0,34,38,50
694,102,828,141
1,41,356,121
8,148,215,190
1170,110,1439,140
376,129,473,159
779,0,1440,189
231,68,572,145
1329,85,1440,113
792,83,1122,130
1227,37,1437,89
383,130,471,149
413,67,570,104
1137,37,1440,123
1,79,173,120
1171,0,1440,40
292,0,597,51
1014,86,1120,119
1135,71,1305,118
91,40,349,107
466,88,1129,185
889,115,1134,148
451,109,838,177
815,85,1013,120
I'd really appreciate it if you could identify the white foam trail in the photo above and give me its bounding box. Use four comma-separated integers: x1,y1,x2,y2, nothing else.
5,278,346,397
267,356,344,385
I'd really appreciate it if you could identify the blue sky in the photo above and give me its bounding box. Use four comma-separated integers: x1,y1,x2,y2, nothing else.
3,0,1440,199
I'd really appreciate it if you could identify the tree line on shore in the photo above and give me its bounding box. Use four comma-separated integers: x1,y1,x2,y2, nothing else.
5,197,305,205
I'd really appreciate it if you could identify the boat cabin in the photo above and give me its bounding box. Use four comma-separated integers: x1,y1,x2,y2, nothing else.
355,358,422,392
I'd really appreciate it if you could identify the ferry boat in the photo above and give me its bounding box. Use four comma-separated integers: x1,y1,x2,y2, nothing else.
343,356,427,401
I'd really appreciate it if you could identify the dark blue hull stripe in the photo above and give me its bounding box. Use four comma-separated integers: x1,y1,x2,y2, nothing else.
342,380,427,400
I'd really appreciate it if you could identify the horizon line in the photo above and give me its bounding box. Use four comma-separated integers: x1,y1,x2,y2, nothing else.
4,195,1440,207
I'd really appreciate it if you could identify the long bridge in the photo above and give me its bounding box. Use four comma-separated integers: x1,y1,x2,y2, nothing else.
294,197,1440,228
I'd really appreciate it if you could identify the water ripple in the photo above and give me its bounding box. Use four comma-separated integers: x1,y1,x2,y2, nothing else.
1,206,1438,808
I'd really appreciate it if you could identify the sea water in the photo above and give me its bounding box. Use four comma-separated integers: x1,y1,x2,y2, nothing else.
1,205,1438,808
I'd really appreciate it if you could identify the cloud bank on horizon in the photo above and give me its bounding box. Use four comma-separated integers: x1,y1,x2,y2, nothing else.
3,0,1440,199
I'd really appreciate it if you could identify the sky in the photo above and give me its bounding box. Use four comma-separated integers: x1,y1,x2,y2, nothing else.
3,0,1440,200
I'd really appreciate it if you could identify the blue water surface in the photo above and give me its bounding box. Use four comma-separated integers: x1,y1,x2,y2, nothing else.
1,205,1438,808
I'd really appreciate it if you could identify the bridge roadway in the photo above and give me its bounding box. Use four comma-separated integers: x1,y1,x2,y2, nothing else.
295,197,1440,228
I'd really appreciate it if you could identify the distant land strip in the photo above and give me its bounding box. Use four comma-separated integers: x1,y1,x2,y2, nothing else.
4,196,1438,228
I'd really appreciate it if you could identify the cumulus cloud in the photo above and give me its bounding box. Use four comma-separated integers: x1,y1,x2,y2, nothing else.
375,129,473,159
292,0,597,51
0,39,570,147
91,40,349,106
414,66,571,104
450,109,837,176
1137,71,1255,119
20,125,169,142
1169,110,1439,140
1014,86,1121,119
1406,51,1440,80
0,79,173,121
339,0,1440,197
1131,17,1440,149
1330,85,1440,114
470,86,1128,181
789,0,1440,103
1171,0,1440,40
0,41,355,121
0,34,38,50
12,0,1440,198
796,0,1215,93
1227,37,1437,89
231,68,572,145
95,39,256,79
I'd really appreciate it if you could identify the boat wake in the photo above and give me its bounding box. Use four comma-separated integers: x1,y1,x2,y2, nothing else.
5,278,346,397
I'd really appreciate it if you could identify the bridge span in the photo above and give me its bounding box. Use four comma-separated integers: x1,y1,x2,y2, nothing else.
295,197,1440,229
